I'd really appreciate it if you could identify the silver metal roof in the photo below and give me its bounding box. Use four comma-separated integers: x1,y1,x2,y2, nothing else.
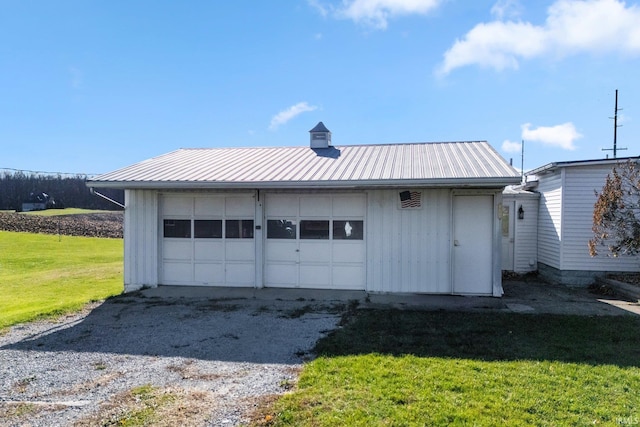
88,141,521,189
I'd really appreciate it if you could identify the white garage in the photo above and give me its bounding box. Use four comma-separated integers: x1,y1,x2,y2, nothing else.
87,122,521,296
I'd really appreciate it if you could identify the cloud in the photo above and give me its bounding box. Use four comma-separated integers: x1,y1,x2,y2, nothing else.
438,0,640,75
310,0,443,30
491,0,523,20
521,122,582,150
502,139,522,153
269,102,318,130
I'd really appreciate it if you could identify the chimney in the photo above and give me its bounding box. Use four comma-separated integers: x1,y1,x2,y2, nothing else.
309,121,331,149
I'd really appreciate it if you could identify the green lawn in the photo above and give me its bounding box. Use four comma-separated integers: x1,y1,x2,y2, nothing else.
259,310,640,426
0,231,123,329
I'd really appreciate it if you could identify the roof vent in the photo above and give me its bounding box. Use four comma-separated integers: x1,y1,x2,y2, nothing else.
309,121,331,149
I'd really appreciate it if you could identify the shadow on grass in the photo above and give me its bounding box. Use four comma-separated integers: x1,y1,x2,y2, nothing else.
314,310,640,368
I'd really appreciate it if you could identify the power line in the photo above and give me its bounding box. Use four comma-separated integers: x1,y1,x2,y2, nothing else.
0,167,100,177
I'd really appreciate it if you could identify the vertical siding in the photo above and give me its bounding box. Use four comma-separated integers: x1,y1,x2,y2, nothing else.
536,173,563,268
124,189,158,291
513,196,539,273
366,189,451,293
562,166,639,271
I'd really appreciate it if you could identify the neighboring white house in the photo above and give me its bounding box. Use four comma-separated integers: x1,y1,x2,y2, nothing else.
88,123,521,296
501,185,539,274
523,157,640,285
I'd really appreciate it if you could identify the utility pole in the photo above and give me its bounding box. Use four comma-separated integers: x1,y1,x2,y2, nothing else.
602,89,626,158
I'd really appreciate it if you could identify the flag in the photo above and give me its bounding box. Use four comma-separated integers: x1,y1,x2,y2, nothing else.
399,191,422,209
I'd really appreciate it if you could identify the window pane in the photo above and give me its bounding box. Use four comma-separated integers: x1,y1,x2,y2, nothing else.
501,206,510,237
226,219,254,238
300,220,329,239
267,219,297,239
333,220,364,240
194,220,222,238
163,219,191,238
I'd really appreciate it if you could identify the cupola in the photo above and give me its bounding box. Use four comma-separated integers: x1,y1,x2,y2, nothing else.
309,122,331,149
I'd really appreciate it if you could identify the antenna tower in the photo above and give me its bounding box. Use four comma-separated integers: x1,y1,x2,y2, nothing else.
602,89,626,158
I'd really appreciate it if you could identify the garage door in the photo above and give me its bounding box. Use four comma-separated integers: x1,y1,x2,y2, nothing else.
264,193,366,290
160,194,255,286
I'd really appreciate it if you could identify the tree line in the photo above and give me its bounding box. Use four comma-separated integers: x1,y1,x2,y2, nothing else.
0,171,124,211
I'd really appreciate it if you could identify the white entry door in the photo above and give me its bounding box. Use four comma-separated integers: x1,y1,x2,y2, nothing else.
264,193,365,289
452,195,494,295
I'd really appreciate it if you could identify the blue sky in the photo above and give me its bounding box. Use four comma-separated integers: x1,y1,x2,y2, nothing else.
1,0,639,176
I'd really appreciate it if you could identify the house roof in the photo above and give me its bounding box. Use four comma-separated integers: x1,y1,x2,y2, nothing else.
526,156,640,176
87,141,521,189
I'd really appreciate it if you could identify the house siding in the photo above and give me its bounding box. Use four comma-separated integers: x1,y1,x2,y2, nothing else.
536,172,563,269
512,196,539,273
124,189,158,291
366,189,452,294
561,166,638,272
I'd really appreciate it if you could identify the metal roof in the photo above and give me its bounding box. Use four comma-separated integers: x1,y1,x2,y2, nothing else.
88,141,521,189
526,156,640,176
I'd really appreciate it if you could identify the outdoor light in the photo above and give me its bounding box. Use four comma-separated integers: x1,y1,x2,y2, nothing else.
518,205,525,220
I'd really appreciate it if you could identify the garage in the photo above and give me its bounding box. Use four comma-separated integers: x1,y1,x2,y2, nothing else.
264,193,366,290
160,193,255,286
87,122,522,296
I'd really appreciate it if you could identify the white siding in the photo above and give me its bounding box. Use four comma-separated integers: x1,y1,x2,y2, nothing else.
536,172,563,269
124,189,158,291
562,166,639,271
366,189,451,293
514,197,539,273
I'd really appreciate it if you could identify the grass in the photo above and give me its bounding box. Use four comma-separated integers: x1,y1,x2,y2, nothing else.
257,310,640,426
0,231,123,329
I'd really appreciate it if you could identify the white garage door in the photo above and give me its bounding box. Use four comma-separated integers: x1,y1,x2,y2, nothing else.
160,194,255,287
264,193,366,290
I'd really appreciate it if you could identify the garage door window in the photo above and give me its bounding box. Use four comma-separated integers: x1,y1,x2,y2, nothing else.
300,220,329,239
226,219,254,239
194,220,222,238
333,220,363,240
267,219,297,239
163,219,191,238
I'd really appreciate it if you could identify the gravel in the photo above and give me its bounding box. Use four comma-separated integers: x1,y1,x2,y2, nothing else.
0,293,345,426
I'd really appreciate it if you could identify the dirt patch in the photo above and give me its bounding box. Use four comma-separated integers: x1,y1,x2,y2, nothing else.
0,211,123,238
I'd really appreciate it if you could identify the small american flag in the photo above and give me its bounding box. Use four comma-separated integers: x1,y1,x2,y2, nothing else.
399,191,422,209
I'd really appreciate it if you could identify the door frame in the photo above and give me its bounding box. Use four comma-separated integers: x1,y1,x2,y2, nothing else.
451,190,502,296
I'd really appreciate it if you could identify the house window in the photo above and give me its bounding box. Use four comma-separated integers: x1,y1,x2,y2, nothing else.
194,220,222,238
300,220,329,239
333,220,364,240
163,219,191,238
226,219,254,238
267,219,297,239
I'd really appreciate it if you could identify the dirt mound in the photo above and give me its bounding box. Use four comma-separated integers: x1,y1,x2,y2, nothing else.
0,211,123,238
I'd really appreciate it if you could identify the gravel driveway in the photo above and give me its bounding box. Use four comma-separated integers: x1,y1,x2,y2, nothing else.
0,292,345,426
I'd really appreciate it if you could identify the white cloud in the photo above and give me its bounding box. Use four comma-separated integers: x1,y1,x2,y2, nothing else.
502,139,522,153
310,0,443,30
438,0,640,75
269,102,318,130
491,0,523,20
521,122,582,150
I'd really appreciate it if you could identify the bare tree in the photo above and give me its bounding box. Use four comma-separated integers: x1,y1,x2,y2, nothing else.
589,160,640,257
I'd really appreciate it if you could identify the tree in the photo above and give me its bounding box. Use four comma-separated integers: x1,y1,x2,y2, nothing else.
589,160,640,257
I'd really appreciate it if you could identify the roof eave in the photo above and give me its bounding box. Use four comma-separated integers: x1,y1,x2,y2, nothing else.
87,176,522,190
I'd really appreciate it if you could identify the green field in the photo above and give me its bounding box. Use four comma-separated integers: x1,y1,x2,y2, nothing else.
0,231,123,329
259,310,640,426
